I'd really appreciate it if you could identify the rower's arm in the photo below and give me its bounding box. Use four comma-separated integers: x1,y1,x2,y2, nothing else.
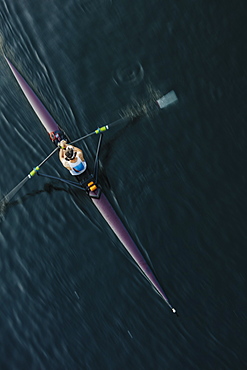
59,147,66,161
74,146,85,161
59,148,72,170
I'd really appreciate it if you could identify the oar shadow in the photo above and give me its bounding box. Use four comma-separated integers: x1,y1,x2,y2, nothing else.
0,182,71,215
0,181,106,233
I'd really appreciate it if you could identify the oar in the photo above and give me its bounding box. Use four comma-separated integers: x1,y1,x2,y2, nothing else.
70,90,178,146
0,146,59,205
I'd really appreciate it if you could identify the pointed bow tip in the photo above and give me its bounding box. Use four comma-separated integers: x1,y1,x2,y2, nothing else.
172,308,179,316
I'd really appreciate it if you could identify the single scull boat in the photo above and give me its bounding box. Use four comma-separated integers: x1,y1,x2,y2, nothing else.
4,56,177,315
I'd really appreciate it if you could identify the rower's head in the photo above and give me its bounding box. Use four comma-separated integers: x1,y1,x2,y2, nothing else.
65,146,76,160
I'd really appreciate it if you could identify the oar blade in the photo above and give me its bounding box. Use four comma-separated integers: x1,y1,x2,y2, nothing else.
157,90,178,109
0,175,30,206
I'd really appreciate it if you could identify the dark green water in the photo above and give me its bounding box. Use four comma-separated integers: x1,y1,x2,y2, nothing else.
0,1,247,369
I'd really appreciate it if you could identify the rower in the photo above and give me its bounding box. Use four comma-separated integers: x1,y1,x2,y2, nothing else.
58,140,87,177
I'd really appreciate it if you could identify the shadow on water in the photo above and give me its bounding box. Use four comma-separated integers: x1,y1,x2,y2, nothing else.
0,183,70,217
0,173,113,232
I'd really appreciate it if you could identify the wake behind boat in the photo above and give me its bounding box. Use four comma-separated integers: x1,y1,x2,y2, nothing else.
3,55,177,315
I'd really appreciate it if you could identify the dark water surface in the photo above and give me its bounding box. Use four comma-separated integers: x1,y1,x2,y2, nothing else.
1,1,247,369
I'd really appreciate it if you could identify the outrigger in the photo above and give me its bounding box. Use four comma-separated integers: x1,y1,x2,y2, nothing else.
3,56,178,315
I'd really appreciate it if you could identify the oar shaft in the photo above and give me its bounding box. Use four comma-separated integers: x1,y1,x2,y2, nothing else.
69,117,130,145
28,146,59,178
69,131,96,145
1,146,60,204
37,146,59,167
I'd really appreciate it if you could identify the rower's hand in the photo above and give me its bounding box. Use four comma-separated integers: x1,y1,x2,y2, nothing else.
58,139,67,149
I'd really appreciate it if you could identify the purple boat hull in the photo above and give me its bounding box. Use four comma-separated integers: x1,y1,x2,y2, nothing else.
91,193,174,309
5,56,176,313
6,58,58,134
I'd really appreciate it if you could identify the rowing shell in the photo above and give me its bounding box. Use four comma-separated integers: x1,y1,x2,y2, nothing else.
5,56,177,314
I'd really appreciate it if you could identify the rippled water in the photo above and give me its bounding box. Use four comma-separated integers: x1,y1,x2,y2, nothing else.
1,1,247,369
